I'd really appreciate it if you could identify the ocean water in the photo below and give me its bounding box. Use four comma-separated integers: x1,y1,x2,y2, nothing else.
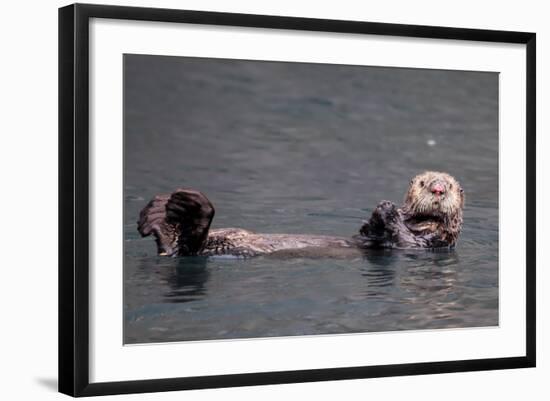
123,55,499,344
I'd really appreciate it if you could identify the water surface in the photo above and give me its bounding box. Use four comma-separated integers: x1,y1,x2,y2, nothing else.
124,55,498,344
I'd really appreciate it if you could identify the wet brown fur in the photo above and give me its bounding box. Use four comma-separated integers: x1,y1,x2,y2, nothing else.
402,171,465,246
138,171,464,256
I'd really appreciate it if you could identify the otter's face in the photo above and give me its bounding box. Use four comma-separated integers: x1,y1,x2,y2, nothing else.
404,171,464,219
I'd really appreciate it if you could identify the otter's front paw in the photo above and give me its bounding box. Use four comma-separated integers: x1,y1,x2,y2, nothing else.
374,200,398,222
359,201,397,238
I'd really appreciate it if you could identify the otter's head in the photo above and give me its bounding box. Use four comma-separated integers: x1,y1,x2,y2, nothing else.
403,171,464,224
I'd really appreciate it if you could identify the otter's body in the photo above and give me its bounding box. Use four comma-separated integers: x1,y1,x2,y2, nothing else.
137,171,464,257
201,228,357,257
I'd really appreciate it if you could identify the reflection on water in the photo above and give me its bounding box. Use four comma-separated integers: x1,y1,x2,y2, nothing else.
124,248,496,343
161,259,210,304
123,55,498,344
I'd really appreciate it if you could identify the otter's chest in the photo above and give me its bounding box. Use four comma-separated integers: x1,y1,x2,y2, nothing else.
405,219,442,235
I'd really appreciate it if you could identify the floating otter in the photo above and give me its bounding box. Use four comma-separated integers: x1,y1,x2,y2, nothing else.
137,171,464,257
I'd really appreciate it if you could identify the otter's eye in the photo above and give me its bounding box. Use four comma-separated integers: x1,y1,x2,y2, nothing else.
460,188,464,194
419,181,425,187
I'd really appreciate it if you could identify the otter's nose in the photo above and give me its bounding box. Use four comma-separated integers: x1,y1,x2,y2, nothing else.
431,182,446,196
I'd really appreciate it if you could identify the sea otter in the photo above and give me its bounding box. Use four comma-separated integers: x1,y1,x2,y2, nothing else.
137,171,464,257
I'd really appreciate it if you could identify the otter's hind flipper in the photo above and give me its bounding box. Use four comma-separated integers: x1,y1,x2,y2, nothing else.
137,189,215,256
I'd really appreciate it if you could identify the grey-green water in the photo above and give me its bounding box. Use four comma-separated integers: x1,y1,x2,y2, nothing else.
124,55,498,344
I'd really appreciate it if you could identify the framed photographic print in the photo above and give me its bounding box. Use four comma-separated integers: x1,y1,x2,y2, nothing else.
58,3,536,397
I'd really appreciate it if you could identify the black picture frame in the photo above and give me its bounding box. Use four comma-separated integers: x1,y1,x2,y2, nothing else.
59,3,536,397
